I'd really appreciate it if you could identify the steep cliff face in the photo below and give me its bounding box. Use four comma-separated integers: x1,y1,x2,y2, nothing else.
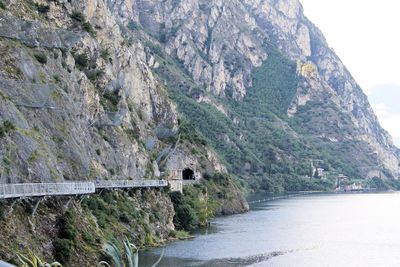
128,0,399,179
0,0,229,183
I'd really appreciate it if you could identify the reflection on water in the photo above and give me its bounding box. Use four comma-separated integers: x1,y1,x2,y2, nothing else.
140,193,400,267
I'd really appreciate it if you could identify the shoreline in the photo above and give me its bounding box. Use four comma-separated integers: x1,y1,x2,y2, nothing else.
246,190,327,205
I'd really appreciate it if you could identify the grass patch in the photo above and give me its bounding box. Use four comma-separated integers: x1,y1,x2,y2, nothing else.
35,3,50,13
0,1,5,9
70,11,85,23
53,74,61,83
86,69,103,82
73,53,89,69
100,48,111,61
28,150,40,163
70,11,96,36
82,21,96,36
170,230,191,239
34,53,47,64
0,120,15,138
99,90,121,111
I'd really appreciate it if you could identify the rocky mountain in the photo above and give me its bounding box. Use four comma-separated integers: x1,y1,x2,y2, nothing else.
1,0,399,264
128,0,400,184
0,0,399,189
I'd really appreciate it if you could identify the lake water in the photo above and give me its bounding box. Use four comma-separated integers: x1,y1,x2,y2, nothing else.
140,193,400,266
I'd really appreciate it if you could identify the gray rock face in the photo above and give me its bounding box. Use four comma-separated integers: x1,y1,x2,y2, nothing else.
0,14,83,49
0,0,223,183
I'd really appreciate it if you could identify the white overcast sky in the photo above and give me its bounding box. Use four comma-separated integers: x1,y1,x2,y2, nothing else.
300,0,400,147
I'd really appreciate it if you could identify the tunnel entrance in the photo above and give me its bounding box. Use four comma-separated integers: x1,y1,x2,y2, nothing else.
182,168,195,180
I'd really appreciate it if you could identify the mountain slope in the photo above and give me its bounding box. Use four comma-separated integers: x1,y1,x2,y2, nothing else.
0,0,399,264
0,0,398,186
131,0,400,187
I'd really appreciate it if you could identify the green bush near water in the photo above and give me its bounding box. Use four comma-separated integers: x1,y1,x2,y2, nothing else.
170,191,198,231
170,173,235,231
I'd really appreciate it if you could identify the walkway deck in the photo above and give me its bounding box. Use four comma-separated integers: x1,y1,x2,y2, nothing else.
0,180,167,199
96,179,168,189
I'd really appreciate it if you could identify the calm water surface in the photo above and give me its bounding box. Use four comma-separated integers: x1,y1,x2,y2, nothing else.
140,193,400,266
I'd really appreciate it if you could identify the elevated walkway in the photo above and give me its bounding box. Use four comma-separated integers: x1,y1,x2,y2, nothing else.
0,180,167,199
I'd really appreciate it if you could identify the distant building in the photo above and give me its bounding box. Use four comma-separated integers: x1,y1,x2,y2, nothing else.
336,174,348,189
341,182,363,192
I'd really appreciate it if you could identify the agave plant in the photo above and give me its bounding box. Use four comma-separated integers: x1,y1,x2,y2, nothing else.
98,238,137,267
99,238,164,267
17,252,62,267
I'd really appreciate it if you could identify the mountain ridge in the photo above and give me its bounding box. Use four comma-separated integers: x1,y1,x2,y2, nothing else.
132,0,399,180
0,0,399,264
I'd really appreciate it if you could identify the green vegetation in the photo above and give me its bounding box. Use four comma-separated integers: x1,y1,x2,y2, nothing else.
170,191,198,230
127,21,141,31
99,238,139,267
86,69,104,82
17,252,62,267
82,190,165,246
170,173,234,231
144,41,165,59
35,3,50,14
53,75,61,83
82,21,96,36
242,48,298,116
154,44,369,193
169,230,190,239
99,238,164,267
34,53,47,64
53,239,72,265
1,192,173,265
73,53,89,69
0,205,4,221
100,48,111,61
70,11,85,23
98,90,121,111
70,11,96,36
0,1,5,10
53,211,76,264
28,150,40,163
0,120,16,138
178,118,207,146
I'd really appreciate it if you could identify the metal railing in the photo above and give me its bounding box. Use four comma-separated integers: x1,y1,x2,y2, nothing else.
182,180,200,186
96,179,168,189
0,182,95,199
0,180,168,199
